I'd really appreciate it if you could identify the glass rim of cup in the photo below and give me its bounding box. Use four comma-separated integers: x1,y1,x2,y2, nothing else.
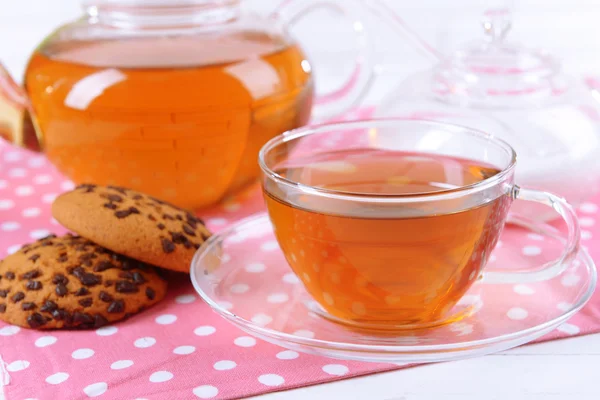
258,118,517,204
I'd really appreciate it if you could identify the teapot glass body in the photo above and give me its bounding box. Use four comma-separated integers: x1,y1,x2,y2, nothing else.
1,0,376,209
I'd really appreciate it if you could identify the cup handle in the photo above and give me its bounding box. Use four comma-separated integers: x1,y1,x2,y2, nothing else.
272,0,375,120
482,186,581,284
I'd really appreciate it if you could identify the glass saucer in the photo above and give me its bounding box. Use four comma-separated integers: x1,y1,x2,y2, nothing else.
190,213,596,363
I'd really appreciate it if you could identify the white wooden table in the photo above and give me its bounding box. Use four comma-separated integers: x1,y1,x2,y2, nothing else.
254,334,600,399
2,2,599,399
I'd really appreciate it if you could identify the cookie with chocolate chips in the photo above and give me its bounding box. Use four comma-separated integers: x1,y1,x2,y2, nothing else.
52,184,212,273
0,234,167,330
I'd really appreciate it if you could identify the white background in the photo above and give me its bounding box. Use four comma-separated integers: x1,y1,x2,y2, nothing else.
2,0,600,102
1,1,599,399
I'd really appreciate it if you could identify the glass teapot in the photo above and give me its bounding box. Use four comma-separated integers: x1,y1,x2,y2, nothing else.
0,0,378,209
373,8,600,221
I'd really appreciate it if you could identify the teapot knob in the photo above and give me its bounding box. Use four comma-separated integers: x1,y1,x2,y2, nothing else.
481,8,512,43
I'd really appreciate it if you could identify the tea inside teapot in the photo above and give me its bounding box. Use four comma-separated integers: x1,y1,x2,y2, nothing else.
0,0,377,209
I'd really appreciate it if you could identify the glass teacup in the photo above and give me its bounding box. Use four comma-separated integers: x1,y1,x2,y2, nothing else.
259,119,580,328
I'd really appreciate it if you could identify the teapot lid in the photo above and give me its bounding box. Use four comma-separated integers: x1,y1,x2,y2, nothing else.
433,9,567,108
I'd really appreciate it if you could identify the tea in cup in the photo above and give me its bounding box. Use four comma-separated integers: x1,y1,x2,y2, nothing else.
260,120,580,327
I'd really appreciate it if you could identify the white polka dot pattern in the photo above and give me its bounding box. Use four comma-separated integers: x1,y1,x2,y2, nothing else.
0,325,20,336
0,137,597,399
526,233,544,241
513,284,535,295
260,240,279,252
251,313,273,326
217,301,233,310
322,364,349,376
276,351,299,360
580,202,598,213
41,193,57,203
60,181,75,191
149,371,174,383
111,360,134,370
45,372,69,385
175,294,196,304
229,283,250,294
213,360,237,371
556,323,581,335
33,174,53,185
35,336,57,348
29,229,52,239
96,326,118,336
0,199,15,210
83,382,108,397
557,302,572,312
193,385,219,398
15,185,34,196
293,330,315,339
258,374,285,387
9,168,27,178
245,262,266,273
561,274,581,287
507,307,529,320
134,337,156,348
579,217,595,227
207,217,227,226
6,244,21,255
1,221,20,232
194,326,216,336
173,346,196,355
3,151,22,162
234,336,256,347
522,245,542,256
22,207,41,218
72,348,95,360
155,314,178,325
6,360,30,372
282,272,300,284
267,293,289,304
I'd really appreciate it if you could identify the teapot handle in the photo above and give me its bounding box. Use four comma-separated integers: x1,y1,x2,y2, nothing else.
272,0,376,120
0,62,39,151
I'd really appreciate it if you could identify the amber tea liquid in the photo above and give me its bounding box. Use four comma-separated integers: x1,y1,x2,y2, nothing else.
24,33,313,208
264,149,511,325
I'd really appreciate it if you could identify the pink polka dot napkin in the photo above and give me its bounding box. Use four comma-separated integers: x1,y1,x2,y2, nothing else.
0,108,599,400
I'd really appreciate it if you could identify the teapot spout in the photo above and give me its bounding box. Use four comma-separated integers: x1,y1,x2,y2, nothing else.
0,63,41,152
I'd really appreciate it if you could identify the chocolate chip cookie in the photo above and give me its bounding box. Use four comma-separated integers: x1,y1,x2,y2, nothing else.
0,234,167,330
52,184,211,273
